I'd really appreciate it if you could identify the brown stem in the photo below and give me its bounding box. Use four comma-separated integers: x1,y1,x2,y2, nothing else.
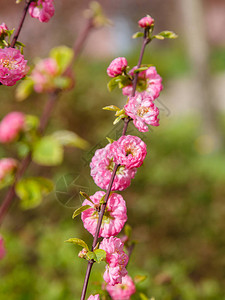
0,18,95,226
11,0,33,48
80,31,150,300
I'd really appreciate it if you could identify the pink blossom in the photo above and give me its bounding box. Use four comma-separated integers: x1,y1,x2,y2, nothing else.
29,0,55,23
81,191,127,238
100,237,128,286
0,158,17,182
0,235,6,260
124,92,160,132
0,23,8,37
138,15,154,28
0,48,28,86
31,58,58,93
90,143,137,191
112,135,147,169
0,112,25,143
107,57,128,77
106,275,136,300
87,295,100,300
122,66,163,99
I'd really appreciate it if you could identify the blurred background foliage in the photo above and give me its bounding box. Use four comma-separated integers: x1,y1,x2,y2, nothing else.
0,0,225,299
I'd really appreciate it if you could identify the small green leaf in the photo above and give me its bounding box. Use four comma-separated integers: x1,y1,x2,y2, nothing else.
72,205,91,219
79,191,94,204
15,177,54,210
154,30,178,40
24,115,39,131
102,105,120,111
32,136,64,166
115,108,126,117
53,76,72,90
107,77,122,92
134,275,148,284
94,249,106,263
133,66,149,73
132,31,144,39
139,293,149,300
153,35,165,40
124,224,132,238
65,238,89,251
51,130,89,150
16,77,34,101
86,251,97,261
106,137,115,144
50,46,74,74
113,116,122,125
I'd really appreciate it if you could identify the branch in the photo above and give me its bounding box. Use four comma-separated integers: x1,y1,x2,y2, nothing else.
80,31,150,300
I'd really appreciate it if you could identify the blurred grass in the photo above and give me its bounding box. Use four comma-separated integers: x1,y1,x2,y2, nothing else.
0,45,225,299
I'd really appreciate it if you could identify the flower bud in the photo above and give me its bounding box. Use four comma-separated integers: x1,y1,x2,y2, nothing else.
0,23,8,37
0,112,25,143
0,158,18,182
107,57,128,77
78,248,88,259
138,15,154,28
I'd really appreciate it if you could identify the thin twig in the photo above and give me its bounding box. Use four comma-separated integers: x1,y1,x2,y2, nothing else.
80,31,150,300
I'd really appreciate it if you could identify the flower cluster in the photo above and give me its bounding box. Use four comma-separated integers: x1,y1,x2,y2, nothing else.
100,237,128,286
0,48,28,86
0,112,25,143
107,57,128,78
81,191,127,238
29,0,55,23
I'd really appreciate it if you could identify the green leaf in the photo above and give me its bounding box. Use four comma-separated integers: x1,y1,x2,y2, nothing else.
133,66,149,73
124,224,132,238
113,116,122,125
53,76,72,90
32,136,64,166
134,275,147,284
72,205,91,219
79,191,94,204
50,46,74,74
107,76,122,92
139,293,149,300
132,31,144,39
65,238,89,251
24,115,40,131
154,30,178,40
86,251,97,261
102,105,120,111
94,249,106,263
51,130,89,150
16,77,34,101
15,177,54,210
0,173,15,190
106,137,115,144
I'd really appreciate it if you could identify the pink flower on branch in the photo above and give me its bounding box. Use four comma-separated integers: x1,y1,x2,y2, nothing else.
106,274,136,300
29,0,55,23
0,235,6,260
124,92,160,132
81,191,127,238
0,158,17,182
87,295,100,300
122,66,163,99
100,237,128,286
107,57,128,78
90,143,137,191
0,48,28,86
0,112,25,143
138,15,154,28
112,135,147,169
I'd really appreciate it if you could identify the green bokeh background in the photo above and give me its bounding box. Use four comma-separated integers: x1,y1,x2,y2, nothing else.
1,1,225,299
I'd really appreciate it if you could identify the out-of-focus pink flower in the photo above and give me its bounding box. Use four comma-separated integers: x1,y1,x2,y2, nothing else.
100,237,128,286
31,58,58,93
138,15,154,28
0,235,6,260
29,0,55,23
0,158,17,182
0,112,25,143
107,57,128,77
124,92,160,132
112,135,147,169
106,275,136,300
81,191,127,238
87,295,100,300
90,143,137,191
0,48,28,86
0,23,8,37
122,66,162,99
